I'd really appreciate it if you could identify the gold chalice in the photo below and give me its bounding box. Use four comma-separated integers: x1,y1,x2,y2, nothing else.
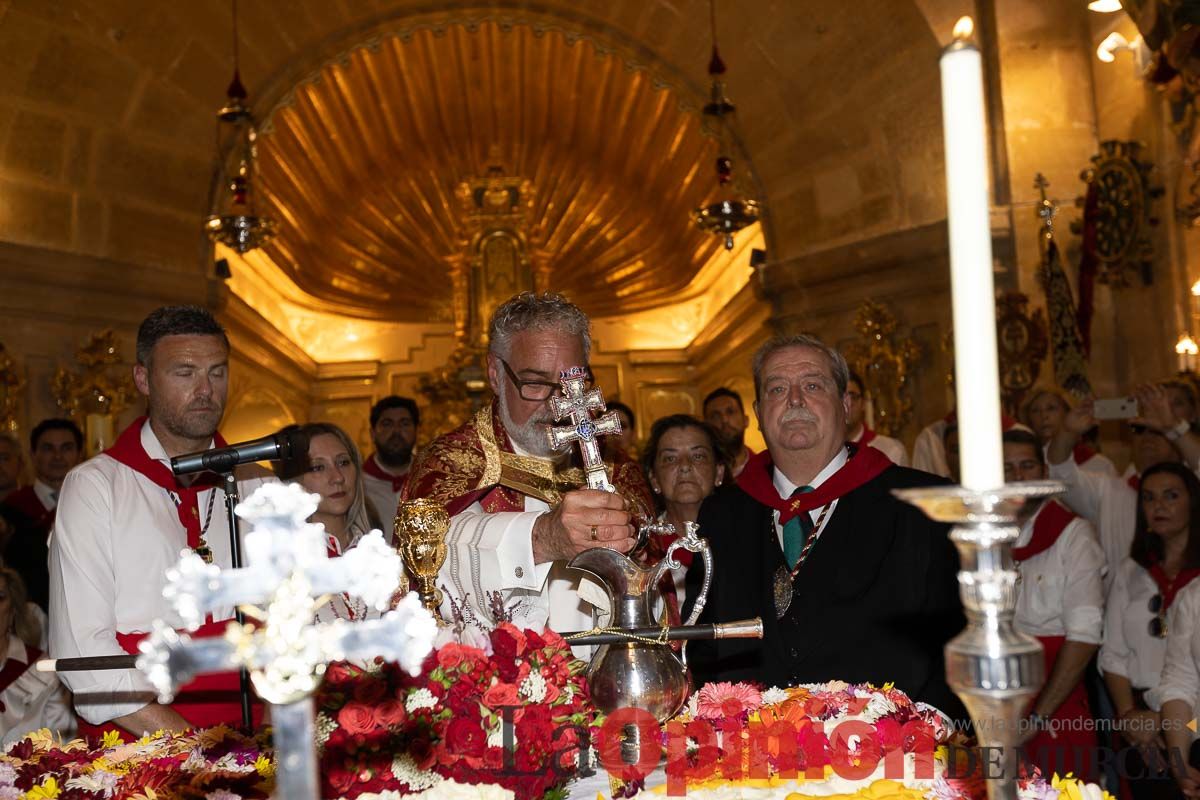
394,498,450,617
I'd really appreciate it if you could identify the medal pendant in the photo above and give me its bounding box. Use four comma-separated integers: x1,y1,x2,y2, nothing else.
773,565,793,619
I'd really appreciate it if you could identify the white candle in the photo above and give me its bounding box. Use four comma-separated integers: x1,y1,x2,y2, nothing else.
940,17,1004,490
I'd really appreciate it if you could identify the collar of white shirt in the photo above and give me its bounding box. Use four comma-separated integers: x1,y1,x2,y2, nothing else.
32,480,57,510
139,419,216,475
771,447,849,501
2,635,29,668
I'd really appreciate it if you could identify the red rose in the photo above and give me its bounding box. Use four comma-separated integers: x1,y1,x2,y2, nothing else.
525,629,546,650
482,682,520,710
446,717,487,758
437,642,482,670
353,678,389,705
337,702,382,735
491,623,527,660
447,678,480,715
328,764,356,794
326,661,357,686
376,698,407,728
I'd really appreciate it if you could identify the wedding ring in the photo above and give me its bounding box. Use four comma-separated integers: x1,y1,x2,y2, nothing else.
590,525,599,541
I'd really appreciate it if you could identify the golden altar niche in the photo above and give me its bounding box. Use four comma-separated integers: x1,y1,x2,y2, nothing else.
417,152,546,439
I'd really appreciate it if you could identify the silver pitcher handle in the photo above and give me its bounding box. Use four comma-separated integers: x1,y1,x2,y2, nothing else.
650,521,712,628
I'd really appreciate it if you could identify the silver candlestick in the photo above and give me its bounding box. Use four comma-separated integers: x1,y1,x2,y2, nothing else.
893,480,1061,800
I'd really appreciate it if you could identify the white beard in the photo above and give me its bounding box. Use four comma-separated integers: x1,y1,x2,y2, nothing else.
497,392,560,458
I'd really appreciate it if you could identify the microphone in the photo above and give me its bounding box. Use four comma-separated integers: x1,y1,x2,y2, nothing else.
170,429,309,476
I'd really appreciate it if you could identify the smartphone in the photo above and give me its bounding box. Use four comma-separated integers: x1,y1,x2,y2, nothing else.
1093,396,1139,420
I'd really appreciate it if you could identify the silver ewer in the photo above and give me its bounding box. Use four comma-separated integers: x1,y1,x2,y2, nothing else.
893,480,1061,800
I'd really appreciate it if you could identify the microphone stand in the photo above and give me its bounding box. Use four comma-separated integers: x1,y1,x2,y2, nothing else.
221,470,253,731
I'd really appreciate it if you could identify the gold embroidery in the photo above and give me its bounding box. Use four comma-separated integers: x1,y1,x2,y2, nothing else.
474,404,503,491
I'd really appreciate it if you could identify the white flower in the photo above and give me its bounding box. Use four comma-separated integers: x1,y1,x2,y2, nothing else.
761,686,789,705
66,771,120,798
863,691,899,722
181,747,209,772
205,791,244,800
0,763,17,785
315,711,337,753
519,672,547,703
391,754,443,791
487,724,506,749
684,692,700,718
405,688,438,713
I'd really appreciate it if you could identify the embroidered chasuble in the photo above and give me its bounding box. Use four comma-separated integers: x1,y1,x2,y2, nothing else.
404,402,653,644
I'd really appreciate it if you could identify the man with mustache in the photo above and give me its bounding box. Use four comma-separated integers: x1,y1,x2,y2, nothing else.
687,334,966,720
362,395,419,527
48,305,271,736
405,292,652,652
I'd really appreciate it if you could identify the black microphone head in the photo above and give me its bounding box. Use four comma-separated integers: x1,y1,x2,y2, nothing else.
277,427,310,461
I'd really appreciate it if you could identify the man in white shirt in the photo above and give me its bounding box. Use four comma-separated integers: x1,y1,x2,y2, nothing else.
844,371,908,466
49,305,271,736
361,395,419,529
2,419,83,538
403,292,651,651
1046,384,1200,587
1004,429,1104,781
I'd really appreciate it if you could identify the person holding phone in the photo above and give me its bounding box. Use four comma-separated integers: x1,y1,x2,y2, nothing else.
1023,387,1116,477
1047,383,1200,589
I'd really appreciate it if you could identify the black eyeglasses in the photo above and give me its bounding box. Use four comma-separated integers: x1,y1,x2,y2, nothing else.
499,358,593,402
1149,593,1168,638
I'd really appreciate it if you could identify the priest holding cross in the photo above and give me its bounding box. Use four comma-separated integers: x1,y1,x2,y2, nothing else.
404,292,654,652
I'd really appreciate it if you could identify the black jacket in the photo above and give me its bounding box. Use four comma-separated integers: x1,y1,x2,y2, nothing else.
686,464,967,723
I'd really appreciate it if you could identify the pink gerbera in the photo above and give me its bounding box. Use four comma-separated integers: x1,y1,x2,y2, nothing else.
695,682,763,720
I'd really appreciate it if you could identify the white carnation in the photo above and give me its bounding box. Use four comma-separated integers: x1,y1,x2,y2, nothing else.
761,686,789,705
863,691,899,722
65,771,120,798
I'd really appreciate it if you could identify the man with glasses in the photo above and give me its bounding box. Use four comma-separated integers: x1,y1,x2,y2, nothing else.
687,334,965,720
1003,428,1104,781
404,292,652,652
844,371,908,466
1047,382,1200,591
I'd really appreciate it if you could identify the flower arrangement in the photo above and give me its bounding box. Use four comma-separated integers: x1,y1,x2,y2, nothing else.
315,622,603,800
0,725,273,800
654,680,953,794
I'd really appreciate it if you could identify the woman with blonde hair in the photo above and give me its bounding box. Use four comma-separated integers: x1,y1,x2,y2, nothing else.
0,567,73,745
276,423,394,622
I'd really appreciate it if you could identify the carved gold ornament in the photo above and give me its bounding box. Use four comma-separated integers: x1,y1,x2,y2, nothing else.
51,330,136,426
844,300,920,437
0,342,24,433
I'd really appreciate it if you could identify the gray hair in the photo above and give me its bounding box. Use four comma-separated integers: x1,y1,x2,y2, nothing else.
751,334,850,402
487,291,592,360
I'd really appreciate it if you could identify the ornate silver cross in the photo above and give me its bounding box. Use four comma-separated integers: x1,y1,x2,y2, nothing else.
546,365,622,491
136,482,438,800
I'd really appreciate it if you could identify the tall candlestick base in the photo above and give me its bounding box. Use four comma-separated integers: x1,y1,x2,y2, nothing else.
893,480,1061,800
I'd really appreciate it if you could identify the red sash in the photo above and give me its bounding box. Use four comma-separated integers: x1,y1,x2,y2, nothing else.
854,427,878,448
1128,474,1140,492
736,445,893,526
0,643,40,711
1,487,54,535
1147,562,1200,611
1024,634,1097,782
76,622,262,739
104,418,228,552
362,455,408,494
1072,443,1098,466
1013,501,1076,563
